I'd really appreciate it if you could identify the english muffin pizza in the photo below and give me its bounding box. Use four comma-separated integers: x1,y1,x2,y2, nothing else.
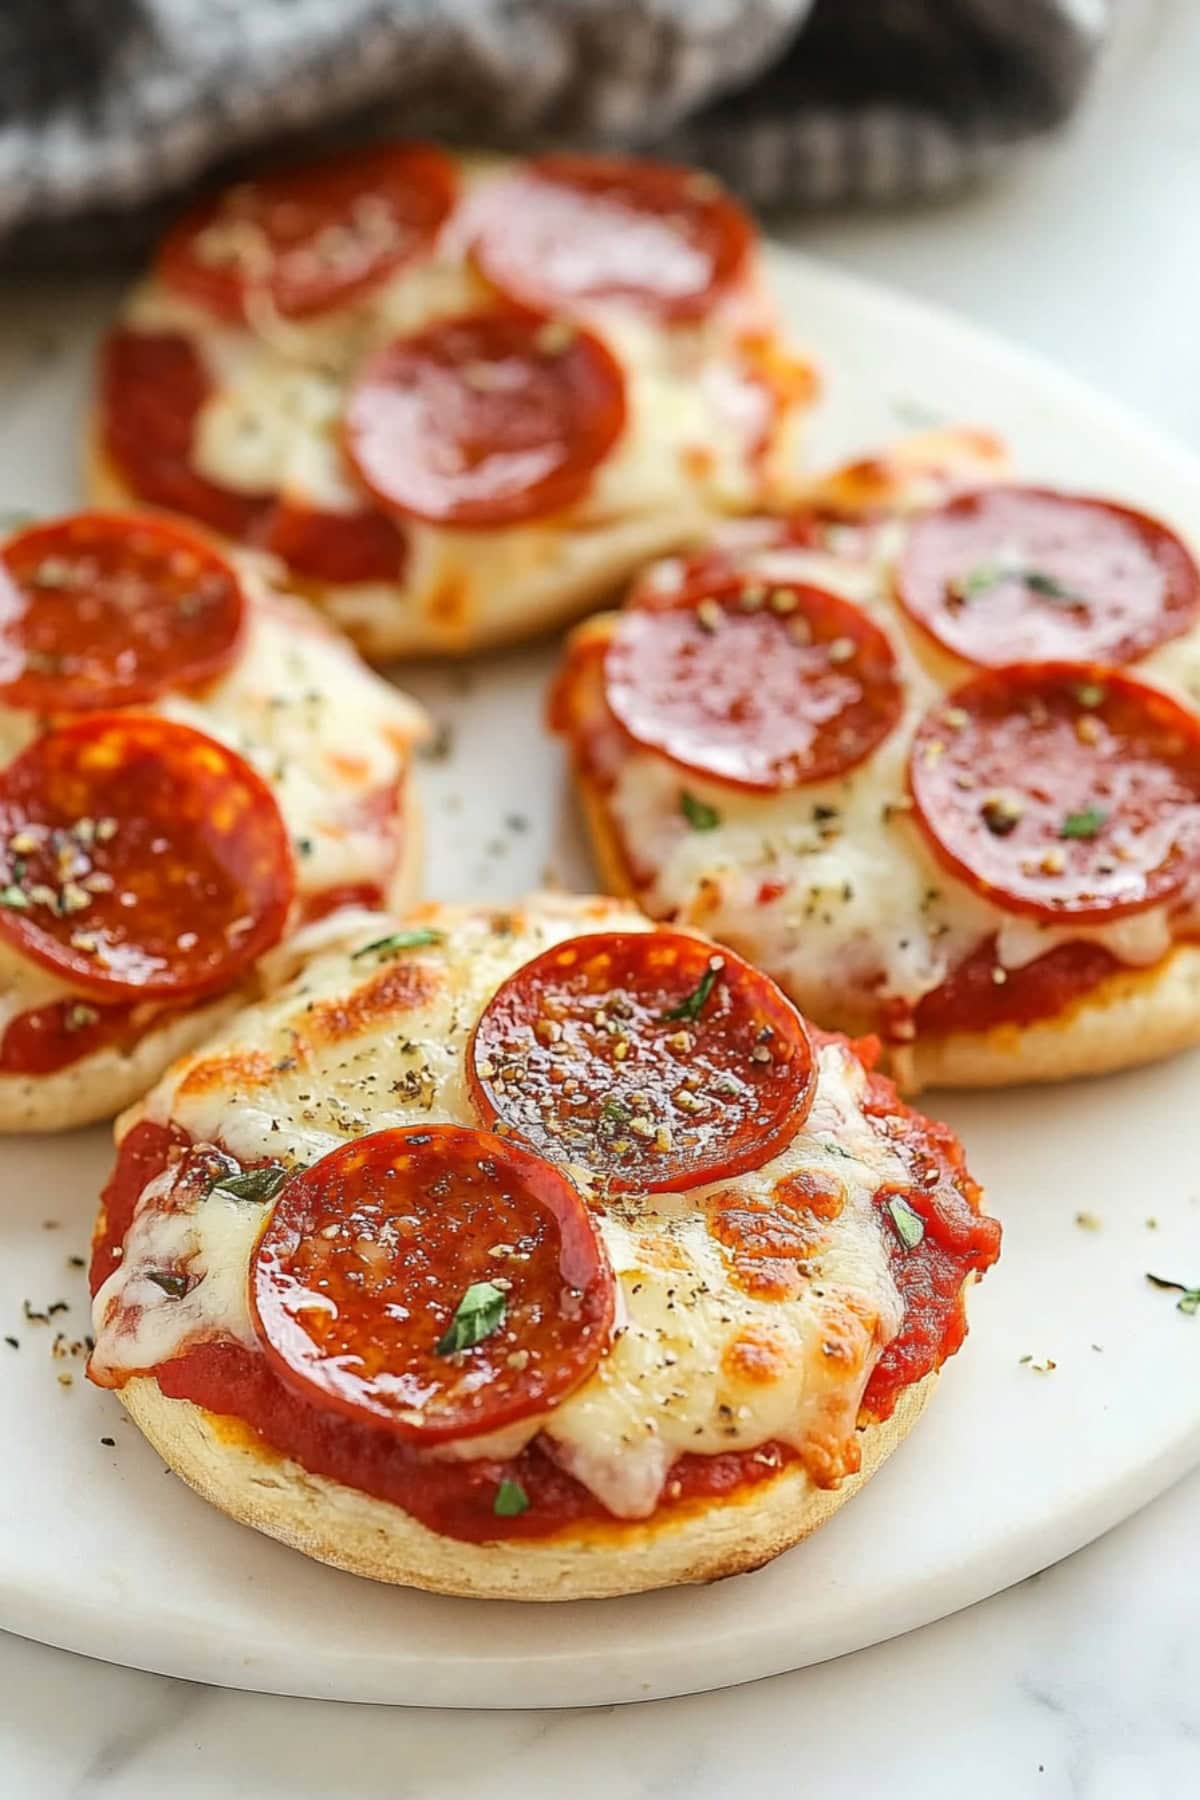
87,895,999,1601
0,510,425,1130
88,143,818,658
552,431,1200,1089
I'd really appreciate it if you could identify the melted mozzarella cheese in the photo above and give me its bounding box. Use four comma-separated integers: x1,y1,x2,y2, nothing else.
161,568,425,902
91,900,910,1519
112,150,812,657
0,567,424,1045
599,533,1181,1024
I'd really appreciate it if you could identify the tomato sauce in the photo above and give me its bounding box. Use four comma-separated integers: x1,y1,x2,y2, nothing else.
853,1037,1002,1418
90,1044,996,1539
0,997,143,1078
913,937,1121,1036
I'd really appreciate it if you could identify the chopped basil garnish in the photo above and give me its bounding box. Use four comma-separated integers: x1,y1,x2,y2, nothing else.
493,1477,530,1517
1146,1272,1200,1316
1058,807,1106,840
661,958,723,1023
680,790,721,832
436,1280,507,1355
600,1097,631,1128
952,564,1086,606
352,927,445,960
885,1195,926,1251
1023,571,1086,602
210,1164,292,1204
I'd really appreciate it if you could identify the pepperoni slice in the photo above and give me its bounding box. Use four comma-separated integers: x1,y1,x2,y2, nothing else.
0,714,293,998
896,486,1200,668
157,143,457,321
603,576,903,792
470,154,754,321
100,330,273,540
344,311,626,529
909,664,1200,922
469,930,816,1192
250,1125,613,1445
0,513,245,714
257,499,408,586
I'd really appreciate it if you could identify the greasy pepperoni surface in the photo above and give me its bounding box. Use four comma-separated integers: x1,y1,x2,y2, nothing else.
469,929,816,1192
258,499,408,586
896,486,1200,668
470,153,754,321
0,714,293,998
251,1125,613,1445
343,311,627,528
100,330,273,540
0,513,245,713
157,142,457,320
909,664,1200,922
604,576,903,792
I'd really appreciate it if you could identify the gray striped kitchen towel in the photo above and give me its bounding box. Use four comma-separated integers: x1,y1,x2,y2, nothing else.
0,0,1109,267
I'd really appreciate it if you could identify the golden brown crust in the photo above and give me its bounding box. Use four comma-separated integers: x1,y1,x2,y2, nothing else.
117,1370,934,1601
568,759,1200,1093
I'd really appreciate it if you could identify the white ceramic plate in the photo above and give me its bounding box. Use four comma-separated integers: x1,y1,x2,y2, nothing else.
0,251,1198,1709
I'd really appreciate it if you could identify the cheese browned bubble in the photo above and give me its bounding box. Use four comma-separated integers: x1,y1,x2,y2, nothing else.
0,561,424,1043
92,900,908,1521
595,528,1189,1035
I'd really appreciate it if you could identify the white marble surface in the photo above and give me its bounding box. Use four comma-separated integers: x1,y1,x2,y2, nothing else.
2,0,1199,1790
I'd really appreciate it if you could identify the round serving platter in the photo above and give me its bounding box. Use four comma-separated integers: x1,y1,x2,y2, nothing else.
0,249,1196,1708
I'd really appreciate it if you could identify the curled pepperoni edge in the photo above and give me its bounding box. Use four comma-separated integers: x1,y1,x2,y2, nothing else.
468,152,755,322
602,575,905,794
467,928,818,1193
249,1124,615,1446
156,141,459,322
341,308,628,530
893,485,1200,670
0,713,294,1000
907,661,1200,924
0,511,248,714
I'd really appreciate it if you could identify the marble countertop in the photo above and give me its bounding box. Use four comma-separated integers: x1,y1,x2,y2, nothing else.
2,1,1199,1793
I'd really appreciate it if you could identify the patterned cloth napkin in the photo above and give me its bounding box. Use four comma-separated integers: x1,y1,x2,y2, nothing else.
0,0,1109,266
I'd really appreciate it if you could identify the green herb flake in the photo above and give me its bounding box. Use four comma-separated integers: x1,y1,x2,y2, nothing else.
661,957,723,1023
0,885,29,910
951,564,1086,606
885,1194,926,1251
600,1097,631,1128
436,1281,507,1356
1059,807,1106,841
1023,571,1086,602
210,1164,293,1204
1146,1272,1200,1316
352,927,445,961
493,1477,530,1518
680,789,721,832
